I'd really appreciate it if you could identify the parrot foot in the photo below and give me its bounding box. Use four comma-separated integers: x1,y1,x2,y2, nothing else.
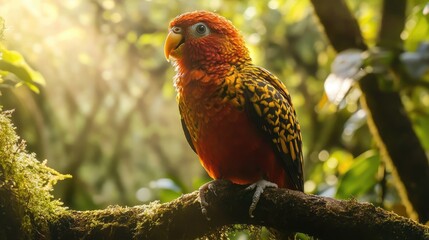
245,179,278,218
198,180,218,220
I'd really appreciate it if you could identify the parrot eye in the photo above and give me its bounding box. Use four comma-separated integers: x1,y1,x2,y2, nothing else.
196,24,207,34
191,23,210,37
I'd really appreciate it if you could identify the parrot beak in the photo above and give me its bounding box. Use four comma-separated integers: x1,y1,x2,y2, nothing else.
164,31,184,62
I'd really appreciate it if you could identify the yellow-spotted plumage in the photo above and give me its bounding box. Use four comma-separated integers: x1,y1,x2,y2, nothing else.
219,65,304,190
165,10,303,218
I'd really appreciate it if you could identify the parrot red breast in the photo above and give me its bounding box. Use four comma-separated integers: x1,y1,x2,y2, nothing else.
164,10,303,217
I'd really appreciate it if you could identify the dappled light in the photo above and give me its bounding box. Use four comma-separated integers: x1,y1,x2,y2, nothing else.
1,1,429,238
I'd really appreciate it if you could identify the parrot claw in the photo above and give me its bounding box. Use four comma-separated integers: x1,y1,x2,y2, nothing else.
245,179,278,218
198,180,218,220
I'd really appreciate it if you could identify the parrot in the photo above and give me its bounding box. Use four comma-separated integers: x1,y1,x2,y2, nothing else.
164,10,304,218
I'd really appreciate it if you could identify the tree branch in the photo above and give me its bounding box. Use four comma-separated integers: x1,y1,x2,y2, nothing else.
2,105,428,240
48,181,429,240
310,0,366,52
367,0,429,223
310,0,429,223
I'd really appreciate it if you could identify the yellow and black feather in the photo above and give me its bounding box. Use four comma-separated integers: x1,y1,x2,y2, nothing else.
179,64,304,191
239,65,304,191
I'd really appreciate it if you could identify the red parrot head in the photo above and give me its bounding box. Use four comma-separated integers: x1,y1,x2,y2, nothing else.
164,11,251,74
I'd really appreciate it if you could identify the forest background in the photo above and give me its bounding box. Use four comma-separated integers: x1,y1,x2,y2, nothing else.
1,1,429,238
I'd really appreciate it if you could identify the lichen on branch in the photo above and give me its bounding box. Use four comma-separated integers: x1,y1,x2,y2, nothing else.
0,109,71,239
48,180,429,240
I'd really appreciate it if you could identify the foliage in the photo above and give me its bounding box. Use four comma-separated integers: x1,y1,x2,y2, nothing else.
0,17,45,93
336,150,380,199
0,0,428,229
0,109,70,239
0,0,331,210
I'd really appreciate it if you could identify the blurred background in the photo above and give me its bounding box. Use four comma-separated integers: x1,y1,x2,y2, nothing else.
0,0,428,220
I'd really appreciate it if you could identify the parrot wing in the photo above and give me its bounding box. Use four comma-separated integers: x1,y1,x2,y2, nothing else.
242,66,304,191
179,108,197,154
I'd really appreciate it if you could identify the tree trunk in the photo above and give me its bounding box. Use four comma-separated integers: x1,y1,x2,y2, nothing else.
311,0,429,223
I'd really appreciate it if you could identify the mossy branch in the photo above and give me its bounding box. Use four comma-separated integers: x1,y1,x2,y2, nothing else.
1,110,428,239
0,109,71,240
47,180,429,240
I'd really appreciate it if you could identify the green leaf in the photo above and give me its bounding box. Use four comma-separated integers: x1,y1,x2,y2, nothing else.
413,114,429,150
336,150,380,199
149,178,182,202
324,49,365,106
363,47,394,74
342,109,367,142
0,60,33,83
424,3,429,16
0,46,45,92
24,82,41,94
295,232,313,240
325,48,394,107
400,42,429,79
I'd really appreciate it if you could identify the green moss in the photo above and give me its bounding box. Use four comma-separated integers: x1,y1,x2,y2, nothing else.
198,224,272,240
0,109,71,239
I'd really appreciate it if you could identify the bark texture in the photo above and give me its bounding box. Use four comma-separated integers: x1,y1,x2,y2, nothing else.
311,0,429,223
48,181,429,240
